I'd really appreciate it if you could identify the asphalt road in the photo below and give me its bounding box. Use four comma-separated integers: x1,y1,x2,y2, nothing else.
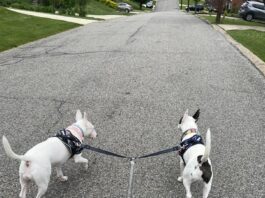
0,0,265,197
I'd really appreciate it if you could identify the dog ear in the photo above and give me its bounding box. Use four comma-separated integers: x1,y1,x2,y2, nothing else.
178,116,183,124
76,110,82,121
183,109,189,121
179,109,189,126
83,112,88,120
193,109,200,122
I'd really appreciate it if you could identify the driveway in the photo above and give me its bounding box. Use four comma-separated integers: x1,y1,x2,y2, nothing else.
0,0,264,197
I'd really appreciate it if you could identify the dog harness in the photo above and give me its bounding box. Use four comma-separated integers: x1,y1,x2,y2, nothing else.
55,129,84,157
179,131,204,165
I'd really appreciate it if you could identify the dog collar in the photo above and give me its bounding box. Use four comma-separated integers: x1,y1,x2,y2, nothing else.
66,125,84,142
73,124,85,137
181,128,197,141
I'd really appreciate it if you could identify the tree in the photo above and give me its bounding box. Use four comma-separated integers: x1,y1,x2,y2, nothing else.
215,0,225,23
138,0,145,10
76,0,87,17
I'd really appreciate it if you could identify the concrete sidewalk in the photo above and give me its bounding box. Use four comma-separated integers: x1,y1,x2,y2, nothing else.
7,8,126,25
218,24,265,32
86,14,125,20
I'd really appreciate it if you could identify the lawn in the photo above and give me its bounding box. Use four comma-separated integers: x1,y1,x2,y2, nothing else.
200,15,265,27
0,7,80,52
86,0,145,15
86,0,121,15
227,30,265,62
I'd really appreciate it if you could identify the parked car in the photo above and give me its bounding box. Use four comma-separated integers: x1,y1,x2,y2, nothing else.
239,1,265,21
117,3,133,13
207,5,217,12
146,1,154,8
185,4,204,12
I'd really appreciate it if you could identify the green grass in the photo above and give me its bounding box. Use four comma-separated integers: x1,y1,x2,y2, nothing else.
0,7,80,52
86,0,121,15
86,0,145,15
200,15,265,27
227,30,265,62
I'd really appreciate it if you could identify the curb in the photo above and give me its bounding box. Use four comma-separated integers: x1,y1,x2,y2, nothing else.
212,24,265,77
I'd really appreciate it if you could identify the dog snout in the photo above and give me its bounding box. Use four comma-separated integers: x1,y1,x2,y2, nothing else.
90,130,97,139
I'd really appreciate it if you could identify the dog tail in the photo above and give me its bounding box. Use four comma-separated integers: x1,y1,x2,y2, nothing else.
2,135,29,161
201,129,211,163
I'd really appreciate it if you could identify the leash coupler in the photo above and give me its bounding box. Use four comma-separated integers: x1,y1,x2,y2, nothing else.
127,158,135,198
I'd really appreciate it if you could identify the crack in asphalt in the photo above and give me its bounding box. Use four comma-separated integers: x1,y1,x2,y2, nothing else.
0,59,23,67
47,100,66,134
0,95,70,134
0,95,74,104
126,23,146,45
0,49,125,67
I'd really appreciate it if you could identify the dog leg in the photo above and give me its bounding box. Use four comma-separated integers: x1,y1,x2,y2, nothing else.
33,164,51,198
183,179,192,198
177,159,184,182
73,153,88,169
203,179,212,198
56,166,68,181
35,175,50,198
36,183,48,198
19,176,28,198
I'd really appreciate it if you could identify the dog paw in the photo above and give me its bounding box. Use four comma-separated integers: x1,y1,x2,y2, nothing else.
177,176,183,182
59,176,68,182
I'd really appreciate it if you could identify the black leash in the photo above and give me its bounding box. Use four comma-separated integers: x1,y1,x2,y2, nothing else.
82,144,130,159
81,144,182,160
136,145,181,159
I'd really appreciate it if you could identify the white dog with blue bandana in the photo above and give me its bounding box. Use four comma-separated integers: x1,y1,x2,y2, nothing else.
177,109,212,198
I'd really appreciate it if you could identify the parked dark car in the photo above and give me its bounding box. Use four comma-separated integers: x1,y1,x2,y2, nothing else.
239,1,265,21
117,3,133,13
186,4,204,12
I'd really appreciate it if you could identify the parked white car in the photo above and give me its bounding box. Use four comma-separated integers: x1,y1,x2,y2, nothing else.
117,3,133,13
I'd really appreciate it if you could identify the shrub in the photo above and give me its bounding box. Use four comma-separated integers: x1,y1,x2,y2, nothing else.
10,3,54,13
106,0,117,9
98,0,117,9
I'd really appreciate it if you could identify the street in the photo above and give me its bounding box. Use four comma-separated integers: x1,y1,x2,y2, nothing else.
0,0,264,197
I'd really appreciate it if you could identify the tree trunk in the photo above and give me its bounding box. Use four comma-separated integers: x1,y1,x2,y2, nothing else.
216,0,224,24
216,12,221,23
139,0,144,10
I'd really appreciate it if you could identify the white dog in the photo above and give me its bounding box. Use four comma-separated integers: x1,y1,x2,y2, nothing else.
177,109,212,198
2,110,97,198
